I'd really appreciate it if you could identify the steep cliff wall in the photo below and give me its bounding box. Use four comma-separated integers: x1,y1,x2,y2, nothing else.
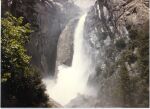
2,0,149,107
3,0,80,76
56,18,79,68
84,0,149,107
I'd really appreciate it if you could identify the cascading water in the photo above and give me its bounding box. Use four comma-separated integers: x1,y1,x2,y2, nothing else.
43,13,94,106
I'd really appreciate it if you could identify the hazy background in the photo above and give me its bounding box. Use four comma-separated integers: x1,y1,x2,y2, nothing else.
74,0,96,10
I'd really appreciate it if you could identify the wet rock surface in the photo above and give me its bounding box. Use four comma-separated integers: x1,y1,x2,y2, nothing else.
56,18,79,68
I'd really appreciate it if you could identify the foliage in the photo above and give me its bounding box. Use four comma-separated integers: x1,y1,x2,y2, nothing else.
115,38,126,51
117,23,149,107
1,12,31,80
95,22,149,107
133,24,149,107
1,12,49,107
119,63,132,107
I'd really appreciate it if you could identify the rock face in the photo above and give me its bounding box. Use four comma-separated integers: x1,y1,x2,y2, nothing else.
67,94,98,108
48,97,63,108
56,18,79,68
2,0,149,107
27,0,61,76
81,0,149,107
5,0,80,76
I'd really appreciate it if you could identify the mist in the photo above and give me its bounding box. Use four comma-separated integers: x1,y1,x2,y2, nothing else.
43,13,95,106
74,0,96,10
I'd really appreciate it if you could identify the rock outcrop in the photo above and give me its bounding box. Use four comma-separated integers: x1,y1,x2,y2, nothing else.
82,0,149,107
48,97,63,108
56,18,79,68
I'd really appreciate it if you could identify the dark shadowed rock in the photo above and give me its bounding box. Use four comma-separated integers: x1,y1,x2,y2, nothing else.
48,97,63,108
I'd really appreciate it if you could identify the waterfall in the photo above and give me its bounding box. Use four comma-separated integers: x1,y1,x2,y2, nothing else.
44,13,93,106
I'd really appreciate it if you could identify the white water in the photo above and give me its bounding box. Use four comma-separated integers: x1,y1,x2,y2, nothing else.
44,14,93,106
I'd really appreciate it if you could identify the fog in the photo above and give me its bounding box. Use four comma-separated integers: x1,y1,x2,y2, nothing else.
74,0,96,10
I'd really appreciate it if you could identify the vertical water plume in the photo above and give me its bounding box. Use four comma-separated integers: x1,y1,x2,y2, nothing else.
44,13,94,106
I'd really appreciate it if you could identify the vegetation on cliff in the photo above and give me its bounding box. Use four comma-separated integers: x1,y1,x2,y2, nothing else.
1,12,49,107
116,22,149,107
